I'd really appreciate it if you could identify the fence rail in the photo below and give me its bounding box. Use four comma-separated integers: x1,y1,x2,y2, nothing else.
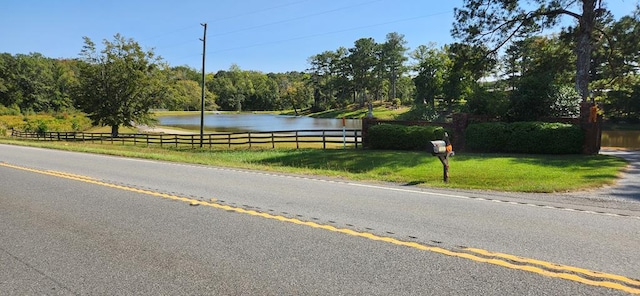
11,129,361,149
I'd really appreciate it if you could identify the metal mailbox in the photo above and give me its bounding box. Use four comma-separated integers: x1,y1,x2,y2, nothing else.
428,133,454,183
429,140,448,156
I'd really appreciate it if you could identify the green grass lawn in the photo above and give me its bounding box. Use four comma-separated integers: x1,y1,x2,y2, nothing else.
0,138,626,193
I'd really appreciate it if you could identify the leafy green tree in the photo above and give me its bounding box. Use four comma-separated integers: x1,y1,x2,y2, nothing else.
412,43,494,115
76,34,166,137
243,71,279,111
411,44,447,107
283,79,313,115
52,59,80,112
453,0,611,101
12,53,58,112
0,53,15,109
379,32,409,102
441,43,495,114
506,36,575,120
605,8,640,77
307,49,350,110
328,47,352,108
170,65,202,82
208,66,254,111
160,66,215,111
0,53,77,113
166,79,213,111
590,6,640,121
465,85,510,117
394,76,416,106
348,38,379,106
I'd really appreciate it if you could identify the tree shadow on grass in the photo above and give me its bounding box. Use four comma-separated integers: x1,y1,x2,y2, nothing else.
254,149,433,174
403,181,424,186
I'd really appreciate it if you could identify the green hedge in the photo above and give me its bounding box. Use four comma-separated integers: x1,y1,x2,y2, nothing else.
465,122,584,154
368,124,448,150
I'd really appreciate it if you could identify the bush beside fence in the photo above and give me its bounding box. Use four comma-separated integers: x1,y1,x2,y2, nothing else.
367,124,448,151
464,122,584,154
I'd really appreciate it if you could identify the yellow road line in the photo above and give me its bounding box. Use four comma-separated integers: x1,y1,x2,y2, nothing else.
46,170,97,181
2,162,639,294
463,247,640,288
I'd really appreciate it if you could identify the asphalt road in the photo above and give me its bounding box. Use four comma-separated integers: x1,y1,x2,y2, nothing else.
1,144,639,295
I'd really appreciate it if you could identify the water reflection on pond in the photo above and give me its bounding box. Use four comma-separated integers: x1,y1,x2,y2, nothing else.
602,130,640,149
158,113,362,133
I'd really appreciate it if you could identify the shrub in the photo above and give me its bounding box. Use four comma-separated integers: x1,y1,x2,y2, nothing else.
368,124,448,151
548,84,580,117
0,104,21,115
1,113,93,133
397,104,439,121
465,122,583,154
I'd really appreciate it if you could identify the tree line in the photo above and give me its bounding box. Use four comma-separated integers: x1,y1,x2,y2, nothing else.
1,1,638,136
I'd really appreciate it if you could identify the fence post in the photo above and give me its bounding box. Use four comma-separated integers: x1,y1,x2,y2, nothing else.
355,130,359,149
296,131,299,149
323,130,326,150
248,132,252,149
228,134,231,148
271,132,275,149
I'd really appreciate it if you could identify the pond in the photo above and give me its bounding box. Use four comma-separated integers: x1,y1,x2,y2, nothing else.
158,113,362,133
601,130,640,149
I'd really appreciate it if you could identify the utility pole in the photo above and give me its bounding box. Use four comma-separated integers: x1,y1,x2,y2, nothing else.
199,23,207,148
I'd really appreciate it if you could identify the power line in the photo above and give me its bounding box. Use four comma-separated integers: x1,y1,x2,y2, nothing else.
169,11,451,65
207,0,310,24
209,11,452,54
210,0,385,37
136,2,312,44
146,1,319,58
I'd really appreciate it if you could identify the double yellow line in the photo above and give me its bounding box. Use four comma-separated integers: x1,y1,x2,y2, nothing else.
2,162,639,294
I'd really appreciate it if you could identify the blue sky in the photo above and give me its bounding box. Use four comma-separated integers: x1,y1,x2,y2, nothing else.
1,0,637,73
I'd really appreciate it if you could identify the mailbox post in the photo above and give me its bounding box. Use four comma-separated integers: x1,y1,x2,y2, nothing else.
428,132,454,182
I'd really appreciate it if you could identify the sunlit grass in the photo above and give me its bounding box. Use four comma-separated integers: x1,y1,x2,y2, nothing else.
0,138,626,193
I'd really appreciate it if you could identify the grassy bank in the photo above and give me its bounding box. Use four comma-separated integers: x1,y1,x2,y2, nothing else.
0,138,626,193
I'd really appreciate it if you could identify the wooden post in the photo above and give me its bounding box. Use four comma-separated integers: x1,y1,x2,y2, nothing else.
323,130,326,150
580,101,602,154
355,130,359,149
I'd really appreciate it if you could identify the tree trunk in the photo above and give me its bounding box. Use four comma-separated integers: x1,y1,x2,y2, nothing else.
575,0,596,102
391,67,397,101
313,88,321,109
111,125,119,138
